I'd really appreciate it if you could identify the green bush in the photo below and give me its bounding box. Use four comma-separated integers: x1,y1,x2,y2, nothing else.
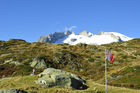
88,58,95,62
122,66,134,75
16,65,33,75
37,53,47,59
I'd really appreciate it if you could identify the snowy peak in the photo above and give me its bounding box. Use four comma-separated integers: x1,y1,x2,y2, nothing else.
79,30,93,37
38,31,133,45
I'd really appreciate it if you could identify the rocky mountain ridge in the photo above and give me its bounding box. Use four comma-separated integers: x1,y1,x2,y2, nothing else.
38,31,133,45
38,31,72,43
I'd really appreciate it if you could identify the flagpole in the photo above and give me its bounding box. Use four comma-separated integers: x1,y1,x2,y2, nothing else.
105,48,107,93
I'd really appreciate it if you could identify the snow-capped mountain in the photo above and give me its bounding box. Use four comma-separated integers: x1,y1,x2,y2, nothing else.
38,30,133,45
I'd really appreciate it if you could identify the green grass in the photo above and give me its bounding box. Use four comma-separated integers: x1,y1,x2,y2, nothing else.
109,65,140,89
0,38,140,90
0,76,140,93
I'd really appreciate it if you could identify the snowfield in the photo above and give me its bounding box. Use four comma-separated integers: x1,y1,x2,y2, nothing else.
55,32,133,45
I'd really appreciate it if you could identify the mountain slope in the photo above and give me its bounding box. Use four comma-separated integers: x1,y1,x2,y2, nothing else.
0,38,140,91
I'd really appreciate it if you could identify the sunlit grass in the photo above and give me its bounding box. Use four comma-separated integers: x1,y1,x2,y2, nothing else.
0,76,140,93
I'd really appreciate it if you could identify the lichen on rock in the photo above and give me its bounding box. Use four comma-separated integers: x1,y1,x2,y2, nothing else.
35,68,87,89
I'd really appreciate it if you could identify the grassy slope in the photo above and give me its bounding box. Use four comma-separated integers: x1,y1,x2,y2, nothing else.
0,39,140,92
0,75,140,93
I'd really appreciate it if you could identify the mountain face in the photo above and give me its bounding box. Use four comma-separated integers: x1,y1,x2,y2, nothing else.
38,31,72,43
38,31,133,45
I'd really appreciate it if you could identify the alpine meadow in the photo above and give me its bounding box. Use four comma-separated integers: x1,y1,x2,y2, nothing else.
0,37,140,93
0,0,140,93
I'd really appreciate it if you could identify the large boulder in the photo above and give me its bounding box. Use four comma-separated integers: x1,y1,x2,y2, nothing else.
0,89,28,93
30,58,47,69
35,68,86,89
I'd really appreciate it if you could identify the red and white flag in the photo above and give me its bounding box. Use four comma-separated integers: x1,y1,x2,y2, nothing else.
106,49,115,63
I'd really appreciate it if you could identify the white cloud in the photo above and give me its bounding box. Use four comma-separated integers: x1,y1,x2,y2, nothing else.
65,26,77,31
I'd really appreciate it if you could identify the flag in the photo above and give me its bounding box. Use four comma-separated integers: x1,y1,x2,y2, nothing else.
106,49,115,63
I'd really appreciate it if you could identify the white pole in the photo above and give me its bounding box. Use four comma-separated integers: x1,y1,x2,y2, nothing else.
105,48,107,93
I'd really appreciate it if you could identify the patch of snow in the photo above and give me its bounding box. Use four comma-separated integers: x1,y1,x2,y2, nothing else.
54,32,133,45
102,32,133,41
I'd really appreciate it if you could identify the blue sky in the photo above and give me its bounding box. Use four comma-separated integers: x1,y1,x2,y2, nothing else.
0,0,140,42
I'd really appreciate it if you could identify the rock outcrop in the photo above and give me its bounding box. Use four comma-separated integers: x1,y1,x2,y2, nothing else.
79,30,93,37
35,68,86,89
30,58,47,69
37,35,48,42
38,31,72,43
0,89,28,93
4,59,22,66
98,31,122,41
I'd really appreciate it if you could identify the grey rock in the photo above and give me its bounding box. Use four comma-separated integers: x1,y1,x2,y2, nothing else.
0,89,28,93
0,77,12,82
110,34,122,42
4,59,22,66
98,31,122,42
35,68,86,89
10,61,22,66
38,35,48,42
65,30,72,35
30,58,47,69
71,38,77,42
0,53,11,57
97,31,105,35
79,30,92,37
38,31,72,43
4,59,13,64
